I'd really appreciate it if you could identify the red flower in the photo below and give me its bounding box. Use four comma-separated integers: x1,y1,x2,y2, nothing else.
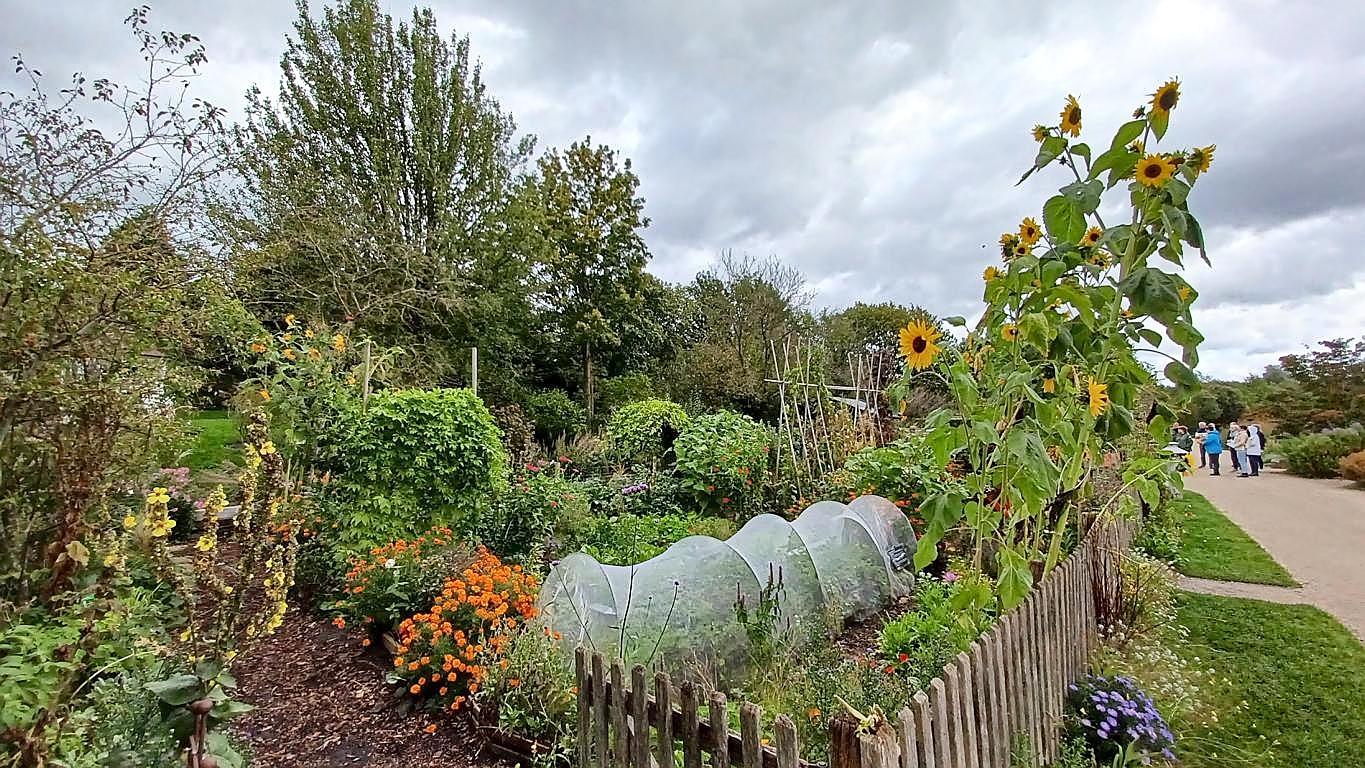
898,652,909,663
884,665,895,675
721,497,731,504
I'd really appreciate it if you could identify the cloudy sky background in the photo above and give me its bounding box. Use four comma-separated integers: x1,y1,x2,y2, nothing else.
4,1,1363,379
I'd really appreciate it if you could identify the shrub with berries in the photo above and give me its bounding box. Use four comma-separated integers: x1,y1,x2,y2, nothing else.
333,526,476,635
390,547,539,712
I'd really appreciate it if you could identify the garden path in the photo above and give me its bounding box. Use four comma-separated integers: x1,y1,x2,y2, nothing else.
1182,469,1365,642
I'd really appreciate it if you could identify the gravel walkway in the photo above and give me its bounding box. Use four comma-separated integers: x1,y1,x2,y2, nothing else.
1182,468,1365,642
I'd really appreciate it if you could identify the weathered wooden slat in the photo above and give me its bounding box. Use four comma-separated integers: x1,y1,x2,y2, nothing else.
594,654,610,768
954,652,980,768
577,648,591,768
858,723,900,768
912,691,936,768
710,692,730,768
740,703,762,768
969,640,991,768
929,678,951,768
656,672,675,768
1001,613,1021,759
774,715,799,768
632,666,650,768
1024,595,1043,762
681,682,701,768
897,706,918,768
611,659,628,768
988,625,1008,768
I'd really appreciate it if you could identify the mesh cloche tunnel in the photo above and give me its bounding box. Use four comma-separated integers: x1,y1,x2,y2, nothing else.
538,495,918,682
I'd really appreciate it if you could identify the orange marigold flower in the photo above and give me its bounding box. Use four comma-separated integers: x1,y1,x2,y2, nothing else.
332,616,346,629
424,723,438,734
410,684,422,695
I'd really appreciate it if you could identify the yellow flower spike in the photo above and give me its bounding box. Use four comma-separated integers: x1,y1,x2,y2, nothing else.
123,514,139,530
259,441,277,456
1059,95,1082,137
897,319,943,371
1018,217,1042,246
1087,378,1111,418
1135,154,1176,188
1150,79,1180,116
284,313,297,327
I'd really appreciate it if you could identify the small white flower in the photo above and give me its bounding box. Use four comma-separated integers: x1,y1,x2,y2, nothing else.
384,558,397,568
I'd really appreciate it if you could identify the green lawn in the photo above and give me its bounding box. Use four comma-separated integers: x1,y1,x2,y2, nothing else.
183,409,243,471
1176,592,1365,768
1174,492,1297,587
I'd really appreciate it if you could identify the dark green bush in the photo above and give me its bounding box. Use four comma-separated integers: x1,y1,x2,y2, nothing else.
327,388,507,547
878,571,996,689
1276,426,1365,478
606,398,690,464
833,433,966,507
674,410,770,518
524,389,587,442
600,372,657,412
483,465,590,562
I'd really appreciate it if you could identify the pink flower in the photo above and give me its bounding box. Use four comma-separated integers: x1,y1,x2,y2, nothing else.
944,571,960,583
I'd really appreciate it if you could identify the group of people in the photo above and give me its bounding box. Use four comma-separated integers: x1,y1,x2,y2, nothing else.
1169,421,1266,477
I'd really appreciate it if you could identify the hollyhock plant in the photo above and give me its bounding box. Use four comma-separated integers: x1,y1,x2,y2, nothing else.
1067,674,1176,764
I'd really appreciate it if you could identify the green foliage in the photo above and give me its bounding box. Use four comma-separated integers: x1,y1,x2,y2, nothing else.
836,433,967,507
327,388,507,547
330,527,475,634
579,468,689,519
566,513,733,566
600,372,658,412
230,0,536,384
183,410,243,471
1276,426,1365,478
484,466,591,562
606,398,691,465
524,389,588,442
490,403,537,463
674,410,770,518
479,627,577,766
1182,380,1243,427
877,571,997,688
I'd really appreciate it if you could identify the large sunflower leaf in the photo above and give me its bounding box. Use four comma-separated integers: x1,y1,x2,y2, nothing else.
1150,109,1170,140
1111,119,1147,150
996,546,1033,609
1164,360,1200,391
1043,194,1086,245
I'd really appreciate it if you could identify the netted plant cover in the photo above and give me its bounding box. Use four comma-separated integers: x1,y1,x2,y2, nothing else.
539,495,917,680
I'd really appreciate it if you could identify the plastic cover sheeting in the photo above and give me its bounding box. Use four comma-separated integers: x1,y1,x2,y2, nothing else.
538,495,917,680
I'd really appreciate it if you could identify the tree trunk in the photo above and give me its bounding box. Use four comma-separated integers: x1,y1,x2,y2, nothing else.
585,342,595,427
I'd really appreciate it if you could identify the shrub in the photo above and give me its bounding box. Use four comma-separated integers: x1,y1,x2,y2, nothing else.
490,404,536,464
327,388,507,547
483,464,591,562
836,434,966,510
567,512,735,565
674,410,769,518
391,548,539,712
479,626,576,762
579,467,690,519
1276,426,1365,478
878,570,996,689
600,372,658,412
1339,450,1365,483
550,433,611,477
525,389,587,442
1136,498,1185,565
1066,675,1175,764
606,398,691,465
332,526,476,636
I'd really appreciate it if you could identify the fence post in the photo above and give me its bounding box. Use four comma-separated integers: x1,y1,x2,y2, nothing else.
710,692,731,768
929,677,952,767
611,659,628,768
970,640,992,768
859,721,900,768
897,706,919,768
740,703,762,768
775,715,800,768
830,717,859,768
655,671,674,768
954,652,980,768
631,665,650,768
912,691,936,768
681,682,701,768
594,654,609,768
577,648,591,768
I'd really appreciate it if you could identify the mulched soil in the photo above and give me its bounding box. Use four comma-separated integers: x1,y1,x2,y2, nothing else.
833,593,915,663
230,607,509,768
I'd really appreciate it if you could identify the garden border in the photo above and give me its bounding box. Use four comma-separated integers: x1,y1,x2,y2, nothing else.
573,517,1136,768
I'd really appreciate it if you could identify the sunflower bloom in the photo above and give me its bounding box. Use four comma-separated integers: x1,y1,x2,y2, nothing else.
983,266,1000,282
1087,378,1110,417
1150,79,1180,116
1080,227,1103,247
1031,124,1048,142
898,319,943,371
1189,144,1215,175
1002,324,1020,342
259,388,271,402
1018,217,1042,246
249,342,267,354
1135,154,1176,188
1059,95,1082,137
1011,242,1029,260
999,233,1020,261
333,333,347,352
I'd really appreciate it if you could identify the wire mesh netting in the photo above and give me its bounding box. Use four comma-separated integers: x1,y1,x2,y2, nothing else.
538,495,917,681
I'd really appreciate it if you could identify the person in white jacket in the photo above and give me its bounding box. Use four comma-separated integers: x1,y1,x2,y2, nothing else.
1245,424,1264,476
1231,423,1250,477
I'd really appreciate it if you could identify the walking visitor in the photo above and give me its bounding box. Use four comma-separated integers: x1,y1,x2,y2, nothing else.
1227,422,1243,473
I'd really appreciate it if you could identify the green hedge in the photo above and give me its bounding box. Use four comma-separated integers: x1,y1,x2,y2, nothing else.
606,398,690,464
328,388,506,548
674,410,770,518
1276,426,1365,478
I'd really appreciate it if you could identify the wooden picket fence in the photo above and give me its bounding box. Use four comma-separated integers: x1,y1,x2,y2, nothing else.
575,519,1136,768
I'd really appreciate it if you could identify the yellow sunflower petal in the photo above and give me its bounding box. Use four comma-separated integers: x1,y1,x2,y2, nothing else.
898,319,943,371
1150,79,1180,116
1087,378,1110,418
1134,153,1176,188
1059,95,1082,137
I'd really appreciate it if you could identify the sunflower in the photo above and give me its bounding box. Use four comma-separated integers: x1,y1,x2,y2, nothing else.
1089,250,1111,267
1012,242,1029,260
1031,124,1048,143
1059,95,1082,137
1002,324,1020,342
1087,378,1110,417
999,233,1019,260
1189,144,1215,175
1080,226,1103,247
898,319,943,370
983,265,1000,282
1135,153,1176,188
1150,79,1180,116
1018,217,1042,246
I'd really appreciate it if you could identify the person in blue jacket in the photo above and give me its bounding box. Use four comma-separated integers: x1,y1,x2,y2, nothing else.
1203,423,1224,476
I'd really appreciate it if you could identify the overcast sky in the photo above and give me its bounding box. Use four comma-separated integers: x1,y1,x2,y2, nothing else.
4,1,1363,380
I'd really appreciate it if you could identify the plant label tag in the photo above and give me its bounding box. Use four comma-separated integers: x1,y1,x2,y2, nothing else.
887,544,911,571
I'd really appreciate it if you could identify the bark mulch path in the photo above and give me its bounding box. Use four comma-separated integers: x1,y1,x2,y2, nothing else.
230,607,508,768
